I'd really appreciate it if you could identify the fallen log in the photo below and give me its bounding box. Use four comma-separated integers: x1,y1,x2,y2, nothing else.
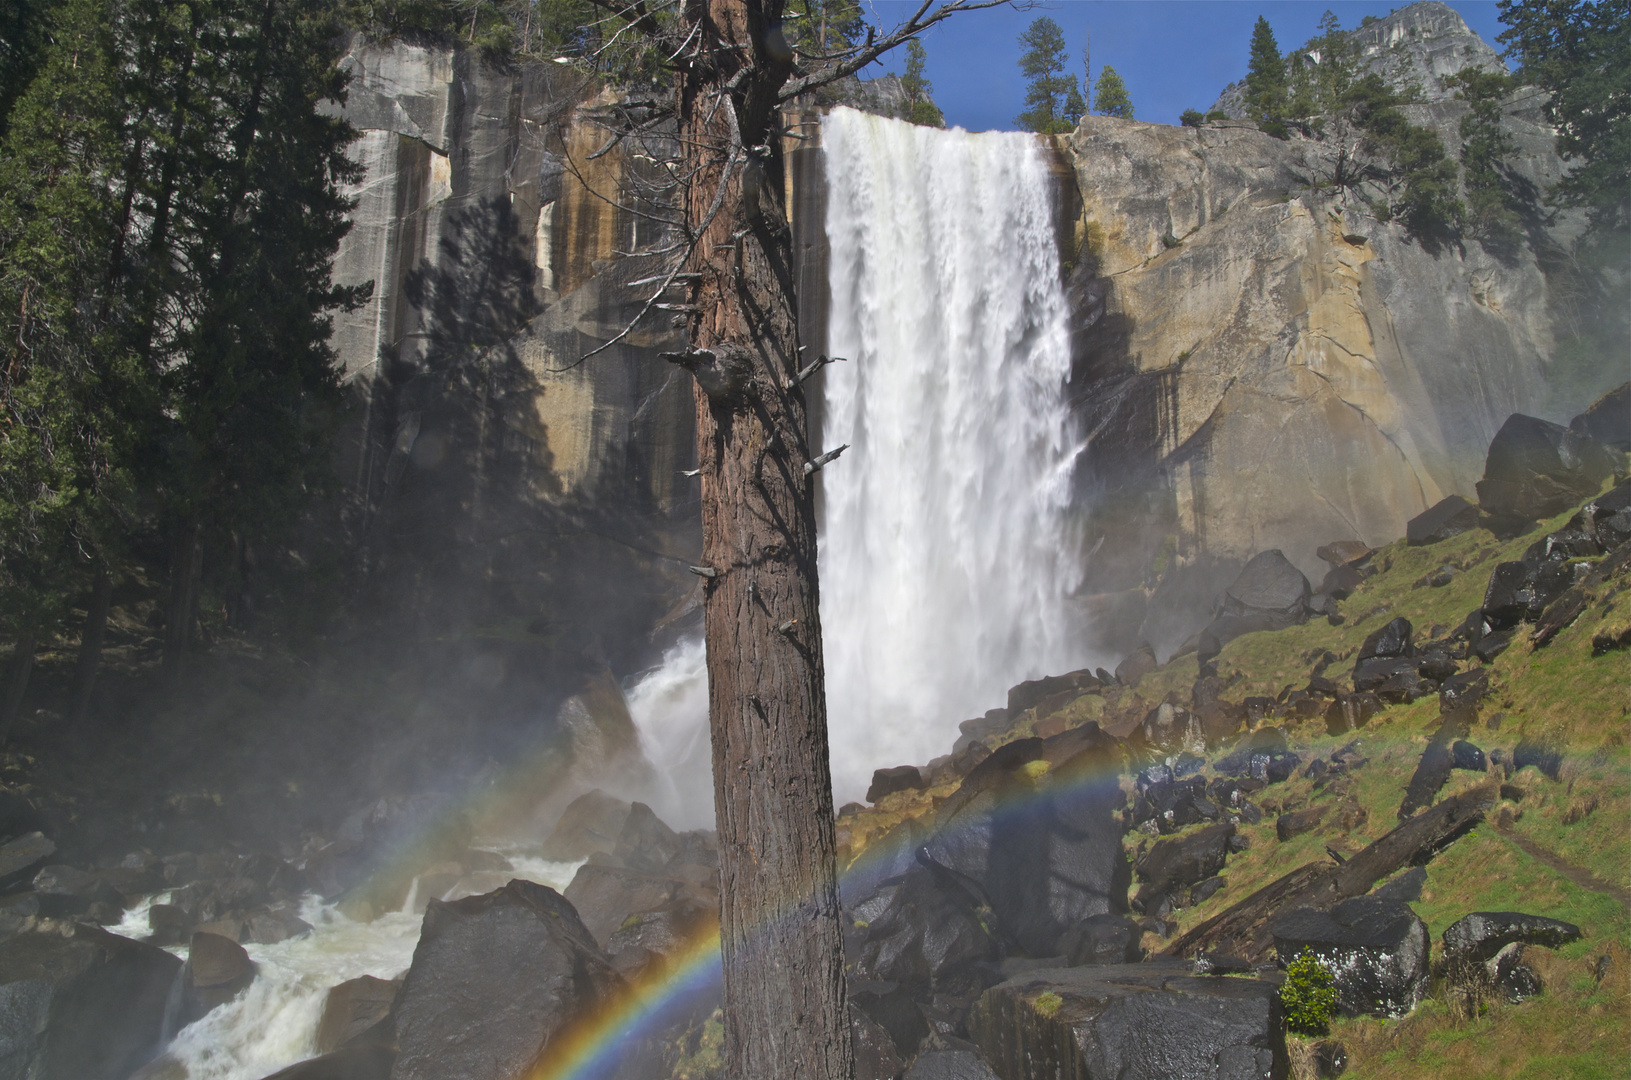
1165,781,1496,964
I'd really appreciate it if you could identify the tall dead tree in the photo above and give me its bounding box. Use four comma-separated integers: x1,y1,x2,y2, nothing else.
580,1,1007,1075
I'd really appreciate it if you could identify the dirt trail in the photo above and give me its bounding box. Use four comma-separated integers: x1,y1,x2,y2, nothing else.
1493,824,1631,909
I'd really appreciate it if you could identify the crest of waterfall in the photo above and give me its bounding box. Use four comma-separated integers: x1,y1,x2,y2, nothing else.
819,107,1085,802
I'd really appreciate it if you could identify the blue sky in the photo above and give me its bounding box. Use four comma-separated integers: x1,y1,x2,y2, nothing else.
859,1,1509,131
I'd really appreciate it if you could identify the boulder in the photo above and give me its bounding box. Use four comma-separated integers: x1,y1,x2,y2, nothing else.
1132,773,1219,834
1271,896,1429,1018
0,921,182,1080
602,899,713,980
1513,738,1563,780
252,1046,395,1080
903,1050,1000,1080
867,766,928,804
1440,911,1582,966
0,832,56,889
1317,541,1373,568
1007,671,1097,716
1059,914,1143,967
850,1005,907,1080
392,880,622,1080
969,961,1286,1080
180,930,256,1025
1369,866,1426,903
1451,741,1486,771
562,864,684,946
1476,413,1618,521
539,789,633,861
1407,495,1482,546
1137,703,1203,757
316,975,399,1054
1208,550,1313,645
1276,807,1325,842
31,864,125,919
1316,564,1366,601
1114,643,1158,687
1438,669,1489,714
610,802,681,873
847,979,928,1062
1324,692,1380,736
1486,941,1543,1002
922,725,1129,956
1133,824,1234,914
1568,382,1631,450
850,863,996,994
1357,617,1414,662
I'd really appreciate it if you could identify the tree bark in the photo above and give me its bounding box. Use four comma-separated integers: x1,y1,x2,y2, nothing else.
0,628,38,740
682,2,852,1077
68,571,113,727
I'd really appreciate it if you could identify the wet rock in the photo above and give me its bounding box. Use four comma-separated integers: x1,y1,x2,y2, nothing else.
1114,643,1159,687
252,1046,395,1080
539,789,633,861
1312,1040,1348,1078
1276,807,1325,842
1450,741,1486,771
0,920,182,1080
1470,629,1512,662
851,864,997,995
850,1003,907,1080
1133,823,1234,914
969,961,1286,1080
1132,774,1215,834
1486,941,1543,1002
868,766,928,804
1272,896,1429,1017
181,931,256,1025
1476,413,1618,521
1059,914,1142,967
1138,703,1203,756
610,802,682,873
1214,727,1288,775
847,979,928,1062
31,864,125,919
1007,671,1098,716
392,880,622,1080
603,899,713,980
1438,669,1488,714
316,974,399,1054
1369,866,1426,903
1569,382,1631,450
902,1049,1000,1080
562,863,691,948
923,725,1129,956
1325,692,1380,736
1513,738,1563,780
1374,667,1437,705
1358,617,1414,662
1440,911,1582,966
1407,495,1482,546
0,832,55,889
1207,550,1314,646
244,904,314,945
1317,541,1373,569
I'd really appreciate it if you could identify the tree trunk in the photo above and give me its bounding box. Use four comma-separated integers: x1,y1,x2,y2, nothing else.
163,521,203,677
682,2,852,1077
0,628,38,740
68,572,113,727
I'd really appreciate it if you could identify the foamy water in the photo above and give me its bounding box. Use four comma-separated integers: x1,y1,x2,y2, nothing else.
624,635,714,830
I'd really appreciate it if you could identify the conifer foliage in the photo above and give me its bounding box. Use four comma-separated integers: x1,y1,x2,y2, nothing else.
1016,16,1085,134
1092,65,1133,119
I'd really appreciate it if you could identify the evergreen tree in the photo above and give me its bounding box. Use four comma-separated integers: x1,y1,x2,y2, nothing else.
1092,65,1132,119
1015,16,1083,134
1498,0,1630,228
0,0,62,137
901,39,944,127
1306,10,1359,111
788,0,867,54
1444,66,1524,254
1245,15,1288,136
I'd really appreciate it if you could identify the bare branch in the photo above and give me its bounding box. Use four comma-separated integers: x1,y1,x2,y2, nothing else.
803,443,850,475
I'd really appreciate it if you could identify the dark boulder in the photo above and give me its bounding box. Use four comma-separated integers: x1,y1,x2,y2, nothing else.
316,974,398,1054
1059,914,1142,967
252,1046,395,1080
539,790,632,861
1369,866,1426,903
1007,671,1097,716
0,831,56,889
610,802,682,873
868,766,928,804
392,880,622,1080
1214,727,1288,774
1441,911,1582,966
1513,738,1563,780
31,864,125,920
1137,703,1202,756
1569,382,1631,450
1325,693,1380,736
1407,495,1481,546
1373,667,1437,705
903,1049,1000,1080
0,921,182,1080
603,899,713,980
1477,413,1618,521
850,1004,907,1080
1133,824,1234,914
1317,541,1373,568
1132,774,1216,834
1486,942,1544,1002
1357,617,1414,662
848,979,928,1062
1276,807,1325,842
850,863,997,995
923,726,1128,956
179,931,256,1025
1208,550,1313,645
1114,643,1159,687
1471,629,1513,663
1451,741,1486,771
562,863,684,946
969,961,1286,1080
1272,896,1429,1017
1438,669,1489,714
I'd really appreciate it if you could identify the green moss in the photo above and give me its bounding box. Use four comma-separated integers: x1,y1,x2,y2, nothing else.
1033,990,1064,1017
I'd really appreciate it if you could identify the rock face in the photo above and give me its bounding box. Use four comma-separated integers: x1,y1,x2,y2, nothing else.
391,880,622,1080
969,962,1287,1080
1272,896,1430,1018
0,921,183,1080
1058,3,1616,655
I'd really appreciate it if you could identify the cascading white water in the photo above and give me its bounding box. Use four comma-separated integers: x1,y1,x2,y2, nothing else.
624,634,714,830
819,107,1084,802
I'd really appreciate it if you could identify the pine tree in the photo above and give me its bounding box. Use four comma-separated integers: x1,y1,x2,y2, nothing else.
1445,66,1523,254
1093,65,1132,119
1245,15,1288,136
1015,16,1083,134
901,39,944,127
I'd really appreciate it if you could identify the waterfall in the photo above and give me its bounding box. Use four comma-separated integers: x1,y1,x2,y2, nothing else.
819,107,1084,802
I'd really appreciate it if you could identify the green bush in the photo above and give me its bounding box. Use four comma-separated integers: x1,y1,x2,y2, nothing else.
1280,949,1338,1035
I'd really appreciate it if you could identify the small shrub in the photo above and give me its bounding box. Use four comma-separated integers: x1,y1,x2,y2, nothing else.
1033,990,1063,1017
1180,108,1205,127
1206,110,1229,122
1281,949,1338,1035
